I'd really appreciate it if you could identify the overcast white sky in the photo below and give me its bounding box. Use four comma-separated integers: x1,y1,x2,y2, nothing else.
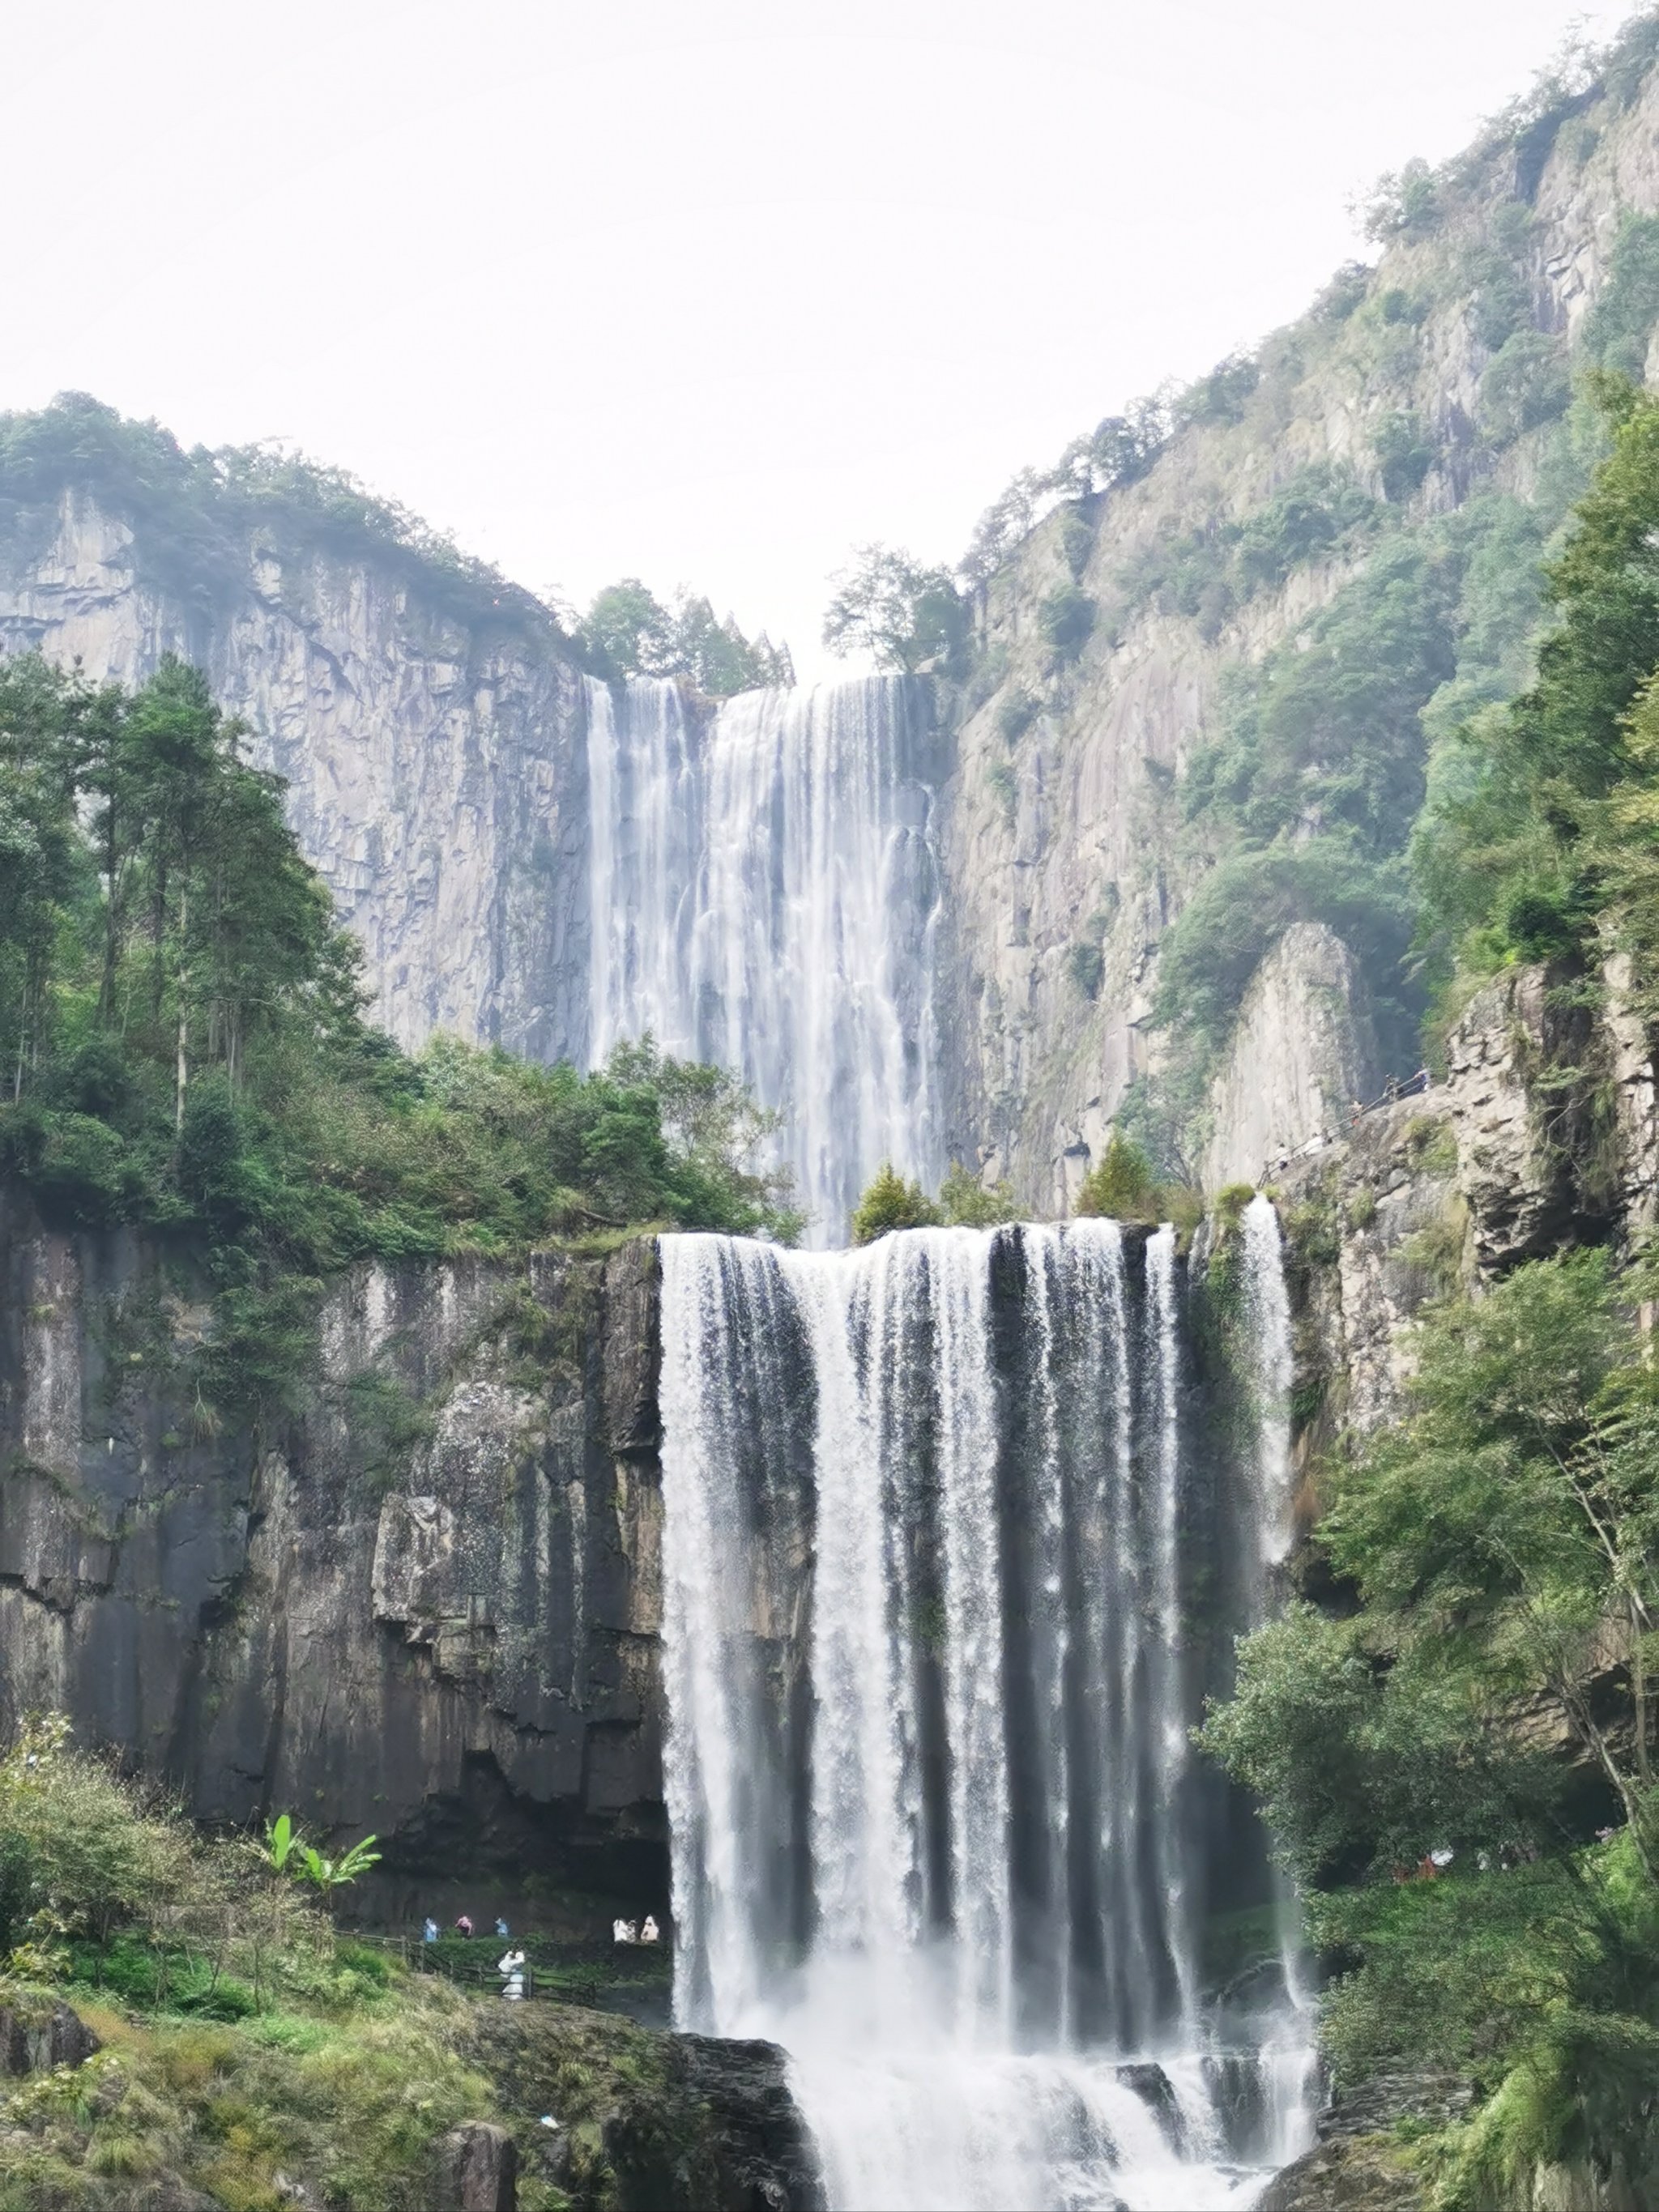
0,1,1638,676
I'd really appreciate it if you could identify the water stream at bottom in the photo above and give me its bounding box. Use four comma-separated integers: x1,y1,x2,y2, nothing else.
658,1225,1315,2210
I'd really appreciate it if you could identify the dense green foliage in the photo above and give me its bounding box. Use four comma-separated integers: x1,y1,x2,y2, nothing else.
0,655,797,1417
1073,1131,1200,1233
0,394,564,647
1413,377,1659,1011
1201,1251,1659,2194
849,1159,1019,1243
821,545,969,676
578,576,793,695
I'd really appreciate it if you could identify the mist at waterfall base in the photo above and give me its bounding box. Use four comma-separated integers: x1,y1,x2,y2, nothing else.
658,1215,1315,2210
586,673,942,1243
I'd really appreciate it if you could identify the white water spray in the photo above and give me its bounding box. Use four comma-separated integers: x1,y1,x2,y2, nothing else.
659,1221,1311,2210
1236,1195,1319,2124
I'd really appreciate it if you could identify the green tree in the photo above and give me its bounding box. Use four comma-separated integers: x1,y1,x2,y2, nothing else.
0,658,87,1099
580,578,794,695
937,1161,1017,1228
851,1161,942,1244
1075,1131,1157,1221
1415,376,1659,970
822,545,968,675
1201,1248,1659,2172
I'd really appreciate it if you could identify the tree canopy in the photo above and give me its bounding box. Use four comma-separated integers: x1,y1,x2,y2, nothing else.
821,545,969,676
0,653,800,1417
579,578,793,696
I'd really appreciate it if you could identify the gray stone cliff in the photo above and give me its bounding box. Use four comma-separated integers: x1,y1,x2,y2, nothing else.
0,1194,664,1893
0,494,592,1060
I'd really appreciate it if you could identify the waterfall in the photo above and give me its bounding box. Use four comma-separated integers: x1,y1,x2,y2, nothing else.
1147,1225,1196,2040
1237,1194,1318,2137
659,1221,1308,2210
585,674,942,1242
1240,1194,1296,1581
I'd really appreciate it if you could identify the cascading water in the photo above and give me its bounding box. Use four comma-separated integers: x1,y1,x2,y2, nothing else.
1238,1194,1320,2148
585,673,942,1242
659,1220,1316,2210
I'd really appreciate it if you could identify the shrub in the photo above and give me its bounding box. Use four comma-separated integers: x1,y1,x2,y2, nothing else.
996,688,1038,746
1075,1132,1157,1221
851,1163,941,1244
1232,465,1377,597
1064,942,1104,1000
1039,584,1095,659
1583,212,1659,377
1480,331,1571,445
936,1162,1018,1228
1315,263,1370,323
1172,353,1260,430
986,761,1017,827
1058,508,1094,580
1359,156,1439,243
1371,411,1435,502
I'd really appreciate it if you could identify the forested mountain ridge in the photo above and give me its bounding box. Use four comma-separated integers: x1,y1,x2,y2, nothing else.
8,23,1659,1209
941,13,1659,1200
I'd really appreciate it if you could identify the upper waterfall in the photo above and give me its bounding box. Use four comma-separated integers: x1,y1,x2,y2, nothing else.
586,673,944,1242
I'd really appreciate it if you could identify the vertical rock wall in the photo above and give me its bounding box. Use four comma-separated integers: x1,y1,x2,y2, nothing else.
0,493,592,1059
0,1195,667,1894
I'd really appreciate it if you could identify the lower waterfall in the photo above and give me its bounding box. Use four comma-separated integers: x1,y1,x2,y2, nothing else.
658,1221,1315,2210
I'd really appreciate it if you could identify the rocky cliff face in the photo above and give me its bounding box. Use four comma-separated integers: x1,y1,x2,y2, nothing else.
936,53,1659,1205
0,1195,666,1898
0,493,592,1059
9,59,1659,1208
1279,949,1653,1438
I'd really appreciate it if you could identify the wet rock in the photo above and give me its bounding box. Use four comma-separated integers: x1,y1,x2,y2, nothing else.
1115,2061,1181,2148
668,2035,826,2212
1315,2072,1474,2142
1258,2073,1472,2212
1256,2132,1423,2211
434,2120,517,2211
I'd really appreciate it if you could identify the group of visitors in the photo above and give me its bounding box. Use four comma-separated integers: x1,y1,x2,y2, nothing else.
420,1912,513,1944
1256,1066,1437,1184
612,1914,661,1944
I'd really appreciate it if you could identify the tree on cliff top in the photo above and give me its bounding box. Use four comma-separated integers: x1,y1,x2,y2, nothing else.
822,544,968,676
581,577,793,695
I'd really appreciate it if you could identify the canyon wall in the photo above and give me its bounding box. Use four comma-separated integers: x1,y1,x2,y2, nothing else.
7,59,1659,1209
935,52,1659,1204
0,492,592,1060
0,1194,666,1898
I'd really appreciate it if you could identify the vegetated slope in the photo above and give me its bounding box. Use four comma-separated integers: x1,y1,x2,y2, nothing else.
0,651,796,1424
0,1718,810,2212
939,12,1659,1201
1198,381,1659,2206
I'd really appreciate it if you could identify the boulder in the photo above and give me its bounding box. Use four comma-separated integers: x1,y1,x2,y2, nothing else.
0,1998,99,2076
434,2121,517,2212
